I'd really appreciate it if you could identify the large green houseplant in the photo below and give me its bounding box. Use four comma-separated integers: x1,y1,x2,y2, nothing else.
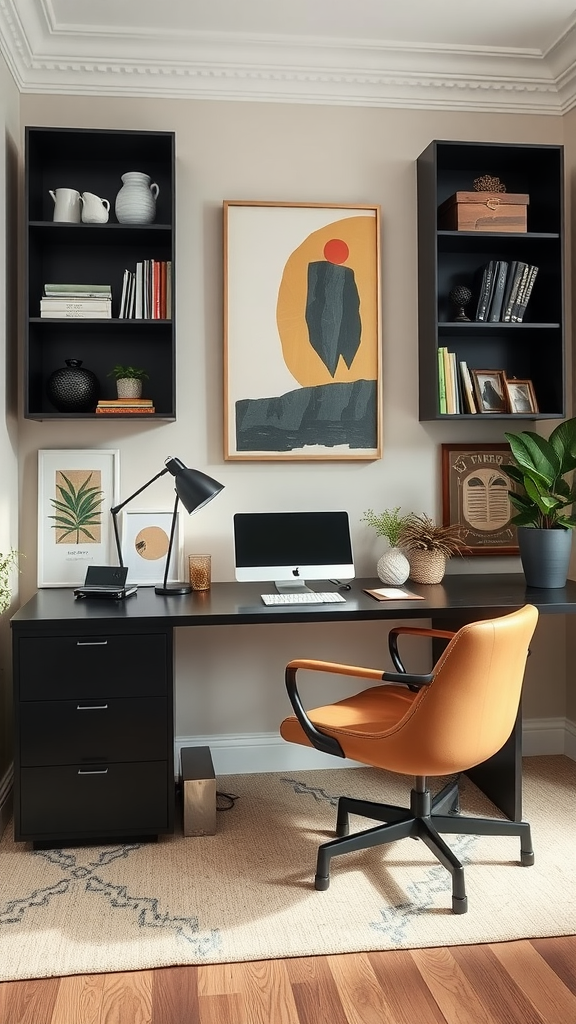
504,417,576,587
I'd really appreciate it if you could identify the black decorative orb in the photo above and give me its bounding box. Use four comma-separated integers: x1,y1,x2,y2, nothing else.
449,285,472,322
46,358,99,412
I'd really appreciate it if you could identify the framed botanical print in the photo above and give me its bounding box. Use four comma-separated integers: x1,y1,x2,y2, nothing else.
37,449,120,586
223,201,382,461
441,443,519,555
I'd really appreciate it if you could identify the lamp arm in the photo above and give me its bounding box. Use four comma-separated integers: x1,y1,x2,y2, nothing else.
110,466,169,568
162,493,180,591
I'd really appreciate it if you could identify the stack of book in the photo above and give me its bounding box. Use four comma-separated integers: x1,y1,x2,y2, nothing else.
473,261,539,324
119,260,172,319
95,398,155,415
437,348,477,414
40,283,112,318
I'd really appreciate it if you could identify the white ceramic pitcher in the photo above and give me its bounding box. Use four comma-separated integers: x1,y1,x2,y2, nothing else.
49,187,81,223
81,192,110,224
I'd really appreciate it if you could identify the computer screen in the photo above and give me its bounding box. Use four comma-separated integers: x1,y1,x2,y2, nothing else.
233,511,355,593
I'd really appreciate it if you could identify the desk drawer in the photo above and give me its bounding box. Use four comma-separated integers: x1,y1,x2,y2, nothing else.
19,634,167,700
19,697,169,766
19,761,170,838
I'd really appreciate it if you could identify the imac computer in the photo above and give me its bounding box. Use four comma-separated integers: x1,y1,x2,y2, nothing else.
233,511,355,594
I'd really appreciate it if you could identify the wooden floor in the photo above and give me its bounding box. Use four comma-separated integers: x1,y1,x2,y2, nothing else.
0,935,574,1024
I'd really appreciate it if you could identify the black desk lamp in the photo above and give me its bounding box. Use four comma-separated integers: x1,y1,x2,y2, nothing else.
110,456,224,595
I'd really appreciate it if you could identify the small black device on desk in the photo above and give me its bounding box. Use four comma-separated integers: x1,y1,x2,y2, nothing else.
74,565,137,600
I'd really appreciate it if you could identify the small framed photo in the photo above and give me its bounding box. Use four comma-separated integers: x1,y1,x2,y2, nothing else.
504,378,539,415
121,510,181,586
471,370,508,414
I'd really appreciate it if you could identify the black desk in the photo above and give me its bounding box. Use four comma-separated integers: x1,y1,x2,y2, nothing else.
11,574,576,845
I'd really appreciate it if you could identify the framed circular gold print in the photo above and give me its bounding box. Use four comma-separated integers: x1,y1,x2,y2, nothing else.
120,510,181,585
441,443,519,556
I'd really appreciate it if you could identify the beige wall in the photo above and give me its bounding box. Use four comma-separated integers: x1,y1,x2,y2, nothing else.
0,50,21,780
13,94,570,742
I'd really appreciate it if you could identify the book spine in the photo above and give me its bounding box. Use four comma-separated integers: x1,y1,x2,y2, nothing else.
95,407,155,414
450,351,461,413
44,283,111,294
513,265,539,323
40,310,112,319
475,261,495,321
510,264,532,321
459,361,477,413
502,262,527,321
437,347,447,414
444,348,455,414
40,299,112,312
488,261,509,321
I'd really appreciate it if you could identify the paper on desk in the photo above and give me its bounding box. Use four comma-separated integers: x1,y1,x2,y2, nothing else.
364,587,424,601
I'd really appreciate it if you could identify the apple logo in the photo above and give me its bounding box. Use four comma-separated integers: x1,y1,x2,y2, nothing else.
292,567,300,577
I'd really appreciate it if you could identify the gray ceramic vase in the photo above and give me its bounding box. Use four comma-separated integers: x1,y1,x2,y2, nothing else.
517,526,573,588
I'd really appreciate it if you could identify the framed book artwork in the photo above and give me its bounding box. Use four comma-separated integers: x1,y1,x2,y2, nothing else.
223,201,382,461
471,369,508,414
504,378,539,415
441,443,519,556
120,510,181,586
37,448,120,587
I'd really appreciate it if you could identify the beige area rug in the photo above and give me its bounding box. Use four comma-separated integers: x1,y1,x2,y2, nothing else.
0,755,574,982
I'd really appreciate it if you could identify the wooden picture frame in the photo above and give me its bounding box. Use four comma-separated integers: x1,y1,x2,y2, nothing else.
441,443,519,556
504,378,539,415
37,448,120,587
471,370,508,414
223,200,382,461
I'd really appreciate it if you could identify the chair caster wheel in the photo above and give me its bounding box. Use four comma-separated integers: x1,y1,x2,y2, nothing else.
452,895,468,914
315,874,330,891
521,850,535,866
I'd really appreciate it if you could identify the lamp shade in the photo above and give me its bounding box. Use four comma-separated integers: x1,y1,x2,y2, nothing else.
164,457,224,514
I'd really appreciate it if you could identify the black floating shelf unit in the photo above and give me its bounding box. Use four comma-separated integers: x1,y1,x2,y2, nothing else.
417,140,564,421
25,126,176,420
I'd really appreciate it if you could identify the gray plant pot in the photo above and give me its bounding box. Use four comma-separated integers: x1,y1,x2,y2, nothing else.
517,526,573,588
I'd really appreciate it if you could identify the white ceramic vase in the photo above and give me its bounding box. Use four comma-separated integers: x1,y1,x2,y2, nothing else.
115,172,159,225
377,547,410,586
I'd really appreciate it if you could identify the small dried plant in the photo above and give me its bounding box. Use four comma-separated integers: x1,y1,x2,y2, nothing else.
473,174,506,193
398,515,462,557
361,507,416,548
0,549,21,613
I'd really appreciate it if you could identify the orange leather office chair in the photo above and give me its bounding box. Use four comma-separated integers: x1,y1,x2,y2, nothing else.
280,604,538,914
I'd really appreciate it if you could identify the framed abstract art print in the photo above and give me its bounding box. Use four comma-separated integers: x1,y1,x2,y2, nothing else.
224,201,382,461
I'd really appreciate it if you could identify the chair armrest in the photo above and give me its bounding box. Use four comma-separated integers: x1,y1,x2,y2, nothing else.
388,625,456,677
284,659,434,758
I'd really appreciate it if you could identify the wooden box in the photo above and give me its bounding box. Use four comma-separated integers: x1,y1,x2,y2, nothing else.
437,191,529,232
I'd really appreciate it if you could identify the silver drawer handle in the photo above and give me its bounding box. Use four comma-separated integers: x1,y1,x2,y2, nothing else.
77,704,108,710
77,768,109,775
76,640,108,646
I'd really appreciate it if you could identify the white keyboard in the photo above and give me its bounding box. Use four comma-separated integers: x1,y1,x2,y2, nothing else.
261,592,346,605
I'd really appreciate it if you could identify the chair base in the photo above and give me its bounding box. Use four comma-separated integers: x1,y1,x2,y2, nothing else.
314,778,534,914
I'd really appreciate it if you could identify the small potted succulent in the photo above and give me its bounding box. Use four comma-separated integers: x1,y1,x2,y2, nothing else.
107,364,149,399
399,514,462,585
362,507,416,585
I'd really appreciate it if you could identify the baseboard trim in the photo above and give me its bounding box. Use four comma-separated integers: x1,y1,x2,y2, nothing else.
176,717,576,776
0,763,14,839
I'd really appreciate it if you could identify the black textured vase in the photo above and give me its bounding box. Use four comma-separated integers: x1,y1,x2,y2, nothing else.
46,359,99,412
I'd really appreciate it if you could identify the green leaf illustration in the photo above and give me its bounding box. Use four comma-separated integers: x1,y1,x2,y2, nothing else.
48,471,104,544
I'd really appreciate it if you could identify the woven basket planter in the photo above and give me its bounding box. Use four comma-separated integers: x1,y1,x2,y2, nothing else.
408,549,446,585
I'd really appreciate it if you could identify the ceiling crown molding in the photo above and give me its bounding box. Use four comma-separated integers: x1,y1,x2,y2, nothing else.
1,0,575,113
